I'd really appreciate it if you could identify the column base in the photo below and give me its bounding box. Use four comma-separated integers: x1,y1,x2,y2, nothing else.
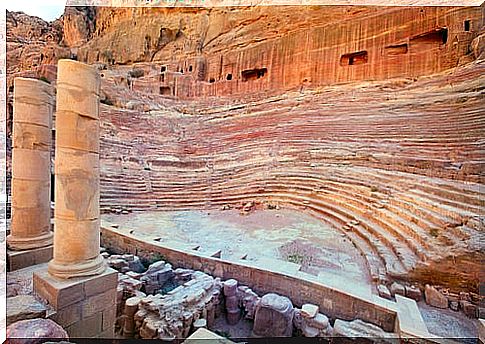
7,231,53,251
48,254,107,279
33,266,118,338
7,245,53,271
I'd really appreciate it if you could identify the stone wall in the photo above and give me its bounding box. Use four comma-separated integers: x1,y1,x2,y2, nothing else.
100,224,398,332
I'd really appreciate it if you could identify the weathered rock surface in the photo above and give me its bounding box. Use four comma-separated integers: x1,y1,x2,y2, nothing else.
7,319,69,343
252,293,294,337
293,305,333,338
389,282,405,297
236,285,260,320
377,284,392,300
405,285,422,302
134,270,221,339
471,31,485,60
7,295,47,325
333,319,397,342
425,285,448,309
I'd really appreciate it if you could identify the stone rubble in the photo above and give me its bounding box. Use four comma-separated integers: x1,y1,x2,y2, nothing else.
236,285,260,320
134,270,222,339
293,304,333,338
106,253,145,273
102,251,400,339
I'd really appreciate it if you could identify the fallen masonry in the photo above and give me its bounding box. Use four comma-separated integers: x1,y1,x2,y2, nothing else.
105,251,397,339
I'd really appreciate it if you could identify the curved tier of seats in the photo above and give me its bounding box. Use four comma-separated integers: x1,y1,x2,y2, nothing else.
98,62,485,288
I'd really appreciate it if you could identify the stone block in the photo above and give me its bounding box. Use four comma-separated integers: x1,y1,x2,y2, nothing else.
12,149,51,181
54,148,100,220
389,282,405,297
301,304,319,318
53,218,100,264
34,266,117,310
66,312,102,338
184,328,234,343
102,307,116,331
12,122,51,151
404,285,422,302
56,113,99,153
395,295,429,338
479,319,485,344
48,303,82,327
10,206,51,237
424,285,448,309
33,269,85,309
83,268,118,297
82,289,116,318
7,245,53,271
334,319,397,342
377,284,392,300
253,293,294,337
7,295,47,325
460,301,477,318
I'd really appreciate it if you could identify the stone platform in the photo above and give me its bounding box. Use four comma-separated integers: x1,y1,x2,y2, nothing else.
7,246,53,272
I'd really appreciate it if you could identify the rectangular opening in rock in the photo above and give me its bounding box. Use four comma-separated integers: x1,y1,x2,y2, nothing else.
159,86,171,95
410,27,448,47
241,68,267,81
464,20,471,32
385,44,408,55
340,51,368,66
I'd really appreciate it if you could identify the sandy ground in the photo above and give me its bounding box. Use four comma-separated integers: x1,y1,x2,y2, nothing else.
103,209,371,286
419,303,479,340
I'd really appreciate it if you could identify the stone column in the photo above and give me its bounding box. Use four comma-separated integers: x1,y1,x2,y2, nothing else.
7,77,53,250
48,59,106,278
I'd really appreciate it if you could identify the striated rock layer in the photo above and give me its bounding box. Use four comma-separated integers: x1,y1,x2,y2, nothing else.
6,5,485,293
97,60,484,292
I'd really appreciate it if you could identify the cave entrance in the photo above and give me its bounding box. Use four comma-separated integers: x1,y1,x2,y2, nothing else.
340,51,368,66
410,27,448,47
159,86,171,95
241,68,267,82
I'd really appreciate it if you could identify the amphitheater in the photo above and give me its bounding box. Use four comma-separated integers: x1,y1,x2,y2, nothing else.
4,3,485,342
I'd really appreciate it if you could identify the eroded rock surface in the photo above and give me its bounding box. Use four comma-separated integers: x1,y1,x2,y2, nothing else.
7,295,47,325
7,319,69,343
333,319,397,343
252,293,294,337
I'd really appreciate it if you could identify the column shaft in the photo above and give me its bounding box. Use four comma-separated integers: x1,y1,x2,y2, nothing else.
48,59,106,278
7,78,53,250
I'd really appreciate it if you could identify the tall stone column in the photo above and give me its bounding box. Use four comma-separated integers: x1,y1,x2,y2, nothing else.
48,59,106,278
7,77,53,250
